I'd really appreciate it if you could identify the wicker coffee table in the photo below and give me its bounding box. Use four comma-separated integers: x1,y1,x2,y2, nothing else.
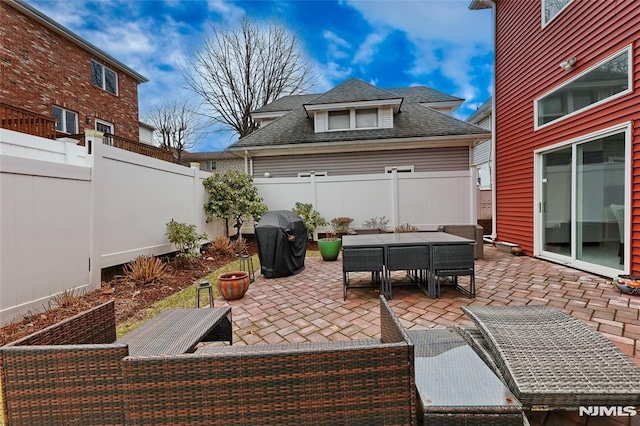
116,307,232,356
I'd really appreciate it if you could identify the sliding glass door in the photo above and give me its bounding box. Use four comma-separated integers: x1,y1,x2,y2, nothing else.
538,129,627,274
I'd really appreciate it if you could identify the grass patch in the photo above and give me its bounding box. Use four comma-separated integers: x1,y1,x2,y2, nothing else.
115,254,260,337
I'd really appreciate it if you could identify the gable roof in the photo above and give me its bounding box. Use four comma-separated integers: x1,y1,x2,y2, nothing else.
229,78,489,153
304,78,401,106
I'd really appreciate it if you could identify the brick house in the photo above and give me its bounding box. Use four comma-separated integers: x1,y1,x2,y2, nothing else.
0,0,147,143
470,0,637,277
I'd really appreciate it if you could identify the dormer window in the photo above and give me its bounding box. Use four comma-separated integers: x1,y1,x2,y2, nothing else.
326,108,380,131
355,108,378,128
328,110,350,130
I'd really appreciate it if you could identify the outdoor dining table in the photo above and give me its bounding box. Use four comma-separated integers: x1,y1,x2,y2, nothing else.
342,232,475,299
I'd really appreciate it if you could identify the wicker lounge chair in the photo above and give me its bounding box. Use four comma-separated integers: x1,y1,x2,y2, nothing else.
458,305,640,410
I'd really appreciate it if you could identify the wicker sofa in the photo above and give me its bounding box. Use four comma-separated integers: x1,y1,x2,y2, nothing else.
0,300,127,425
123,296,416,425
2,297,416,426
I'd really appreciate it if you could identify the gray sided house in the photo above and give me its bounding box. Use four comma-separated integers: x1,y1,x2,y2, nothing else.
227,78,490,178
180,151,244,173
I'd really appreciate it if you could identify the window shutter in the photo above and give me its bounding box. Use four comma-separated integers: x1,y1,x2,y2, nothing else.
314,111,326,133
381,107,393,128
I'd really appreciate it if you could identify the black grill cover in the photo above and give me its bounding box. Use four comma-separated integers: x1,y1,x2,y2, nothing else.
255,210,307,279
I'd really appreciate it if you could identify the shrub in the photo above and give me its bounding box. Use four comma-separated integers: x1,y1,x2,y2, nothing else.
123,255,167,285
166,219,208,259
395,223,419,233
208,236,249,256
292,202,327,240
50,289,83,309
209,236,235,256
363,216,389,229
203,170,268,239
231,237,248,255
330,217,354,235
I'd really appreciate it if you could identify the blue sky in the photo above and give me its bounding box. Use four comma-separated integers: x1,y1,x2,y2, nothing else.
26,0,493,152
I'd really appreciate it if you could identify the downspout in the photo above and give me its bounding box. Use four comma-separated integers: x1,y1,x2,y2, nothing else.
244,150,249,175
489,1,497,241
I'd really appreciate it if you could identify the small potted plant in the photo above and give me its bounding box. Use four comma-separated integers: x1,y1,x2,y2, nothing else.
317,217,353,261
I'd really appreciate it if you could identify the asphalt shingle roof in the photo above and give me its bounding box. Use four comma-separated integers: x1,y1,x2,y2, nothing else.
230,78,488,150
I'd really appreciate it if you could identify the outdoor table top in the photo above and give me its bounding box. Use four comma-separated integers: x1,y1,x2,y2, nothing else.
116,307,231,356
407,328,523,419
342,232,473,248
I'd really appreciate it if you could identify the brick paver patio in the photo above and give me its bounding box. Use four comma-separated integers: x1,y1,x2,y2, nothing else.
213,246,640,425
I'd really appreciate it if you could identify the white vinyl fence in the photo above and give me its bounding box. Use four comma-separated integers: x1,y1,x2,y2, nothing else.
0,129,225,326
253,168,478,232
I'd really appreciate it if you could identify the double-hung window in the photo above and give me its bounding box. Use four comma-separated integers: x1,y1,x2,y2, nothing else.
52,106,78,134
535,47,631,129
91,60,118,95
327,108,379,131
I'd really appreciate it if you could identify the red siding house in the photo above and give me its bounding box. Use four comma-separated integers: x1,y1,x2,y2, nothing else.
0,0,147,143
471,0,638,278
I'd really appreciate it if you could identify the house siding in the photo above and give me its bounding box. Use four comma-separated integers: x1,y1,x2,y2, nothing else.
0,2,141,141
494,0,640,273
252,146,470,178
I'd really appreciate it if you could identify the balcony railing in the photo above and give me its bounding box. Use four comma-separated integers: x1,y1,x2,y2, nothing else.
103,133,174,162
0,102,56,139
0,102,174,163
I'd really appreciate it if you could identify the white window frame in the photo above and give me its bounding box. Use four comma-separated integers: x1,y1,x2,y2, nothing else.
91,60,119,95
534,46,632,130
542,0,573,28
298,171,328,177
52,105,78,134
385,165,414,173
533,122,631,277
326,108,381,132
95,119,114,135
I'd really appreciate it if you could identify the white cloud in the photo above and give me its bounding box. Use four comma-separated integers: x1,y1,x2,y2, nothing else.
206,0,245,22
352,31,387,66
345,0,492,104
323,30,352,60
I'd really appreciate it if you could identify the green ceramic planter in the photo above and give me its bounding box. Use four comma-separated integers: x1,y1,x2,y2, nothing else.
317,238,342,261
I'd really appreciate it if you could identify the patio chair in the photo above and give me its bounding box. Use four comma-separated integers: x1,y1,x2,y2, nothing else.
384,245,429,300
430,244,475,298
342,246,384,300
458,305,640,410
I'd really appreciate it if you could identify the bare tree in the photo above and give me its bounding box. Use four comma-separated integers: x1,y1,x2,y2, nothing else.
183,17,314,138
145,99,200,162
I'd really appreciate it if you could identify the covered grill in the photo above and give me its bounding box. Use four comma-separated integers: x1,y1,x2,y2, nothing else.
255,210,307,279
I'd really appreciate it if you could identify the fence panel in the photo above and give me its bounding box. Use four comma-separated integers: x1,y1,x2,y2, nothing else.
0,131,224,326
0,152,91,324
254,170,475,229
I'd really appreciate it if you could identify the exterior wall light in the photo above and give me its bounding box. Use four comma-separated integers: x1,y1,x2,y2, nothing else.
559,57,577,71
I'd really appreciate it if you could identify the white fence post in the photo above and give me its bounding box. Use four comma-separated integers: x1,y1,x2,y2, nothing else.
470,165,478,224
390,167,399,227
309,171,318,208
86,129,103,290
191,162,200,231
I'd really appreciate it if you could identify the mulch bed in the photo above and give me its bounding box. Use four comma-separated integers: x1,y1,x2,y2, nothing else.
0,244,258,346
